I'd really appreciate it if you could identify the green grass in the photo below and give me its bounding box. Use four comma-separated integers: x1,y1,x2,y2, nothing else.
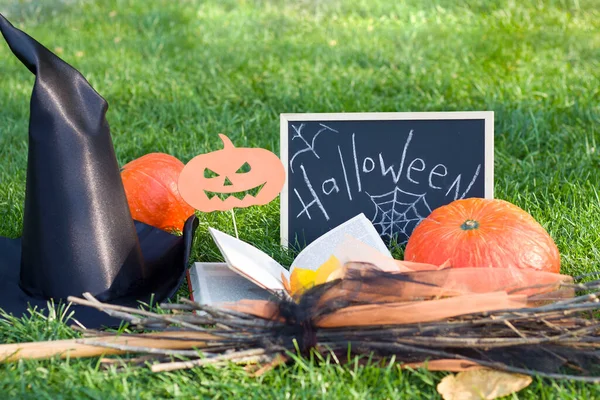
0,0,599,397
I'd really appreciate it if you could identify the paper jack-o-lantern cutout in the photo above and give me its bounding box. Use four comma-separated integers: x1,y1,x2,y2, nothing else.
178,134,285,212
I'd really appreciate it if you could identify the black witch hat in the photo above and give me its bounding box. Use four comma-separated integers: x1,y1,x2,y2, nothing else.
0,14,198,328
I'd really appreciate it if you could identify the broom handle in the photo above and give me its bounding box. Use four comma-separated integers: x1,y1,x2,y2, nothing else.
0,331,215,362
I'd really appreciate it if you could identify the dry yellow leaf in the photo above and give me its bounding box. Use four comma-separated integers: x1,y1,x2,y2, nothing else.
288,256,343,298
289,267,317,297
281,272,291,294
314,255,342,285
437,368,532,400
326,265,347,282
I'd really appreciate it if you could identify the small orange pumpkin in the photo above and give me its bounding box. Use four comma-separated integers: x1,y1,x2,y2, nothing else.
178,134,285,212
121,153,195,232
404,198,560,273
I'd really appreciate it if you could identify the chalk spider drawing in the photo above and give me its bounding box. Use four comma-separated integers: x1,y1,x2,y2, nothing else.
289,123,338,173
366,188,432,243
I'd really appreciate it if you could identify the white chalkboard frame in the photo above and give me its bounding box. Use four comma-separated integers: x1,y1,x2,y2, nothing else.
279,111,494,247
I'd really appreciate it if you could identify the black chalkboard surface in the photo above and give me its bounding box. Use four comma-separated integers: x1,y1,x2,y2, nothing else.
280,112,494,249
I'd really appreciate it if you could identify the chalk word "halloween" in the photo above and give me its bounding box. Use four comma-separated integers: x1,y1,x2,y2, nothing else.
290,124,481,221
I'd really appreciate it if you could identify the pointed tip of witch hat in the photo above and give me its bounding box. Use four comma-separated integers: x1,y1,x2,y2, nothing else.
0,11,109,116
0,13,198,325
0,13,41,74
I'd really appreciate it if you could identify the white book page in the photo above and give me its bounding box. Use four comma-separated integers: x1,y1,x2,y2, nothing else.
290,213,390,272
209,228,289,291
188,262,272,306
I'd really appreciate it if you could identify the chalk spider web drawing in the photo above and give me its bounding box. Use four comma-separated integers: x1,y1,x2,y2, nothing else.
289,123,338,173
366,188,432,243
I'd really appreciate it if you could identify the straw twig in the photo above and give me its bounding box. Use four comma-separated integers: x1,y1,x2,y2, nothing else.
78,339,209,357
150,348,270,373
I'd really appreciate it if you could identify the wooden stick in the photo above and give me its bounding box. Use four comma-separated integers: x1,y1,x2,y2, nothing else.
150,348,267,373
230,209,239,238
0,331,217,363
67,295,211,332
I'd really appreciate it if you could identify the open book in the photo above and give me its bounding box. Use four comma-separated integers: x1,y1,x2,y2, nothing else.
187,213,391,305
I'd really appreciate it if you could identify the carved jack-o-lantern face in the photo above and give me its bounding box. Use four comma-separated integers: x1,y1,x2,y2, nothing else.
178,134,285,212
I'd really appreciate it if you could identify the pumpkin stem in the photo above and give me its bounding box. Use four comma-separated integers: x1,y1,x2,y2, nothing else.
460,219,479,230
219,134,235,149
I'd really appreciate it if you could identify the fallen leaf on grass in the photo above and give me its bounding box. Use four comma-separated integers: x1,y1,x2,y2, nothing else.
437,368,532,400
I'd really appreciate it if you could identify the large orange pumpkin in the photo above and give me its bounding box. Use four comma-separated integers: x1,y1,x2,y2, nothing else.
121,153,195,232
404,198,560,273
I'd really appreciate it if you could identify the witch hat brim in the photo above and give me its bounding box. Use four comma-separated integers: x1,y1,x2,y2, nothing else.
0,216,198,328
0,14,199,328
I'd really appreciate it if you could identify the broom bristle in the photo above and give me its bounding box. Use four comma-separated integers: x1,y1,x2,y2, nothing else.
66,266,600,381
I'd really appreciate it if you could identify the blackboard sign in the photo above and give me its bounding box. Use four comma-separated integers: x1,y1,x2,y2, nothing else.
280,112,494,248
